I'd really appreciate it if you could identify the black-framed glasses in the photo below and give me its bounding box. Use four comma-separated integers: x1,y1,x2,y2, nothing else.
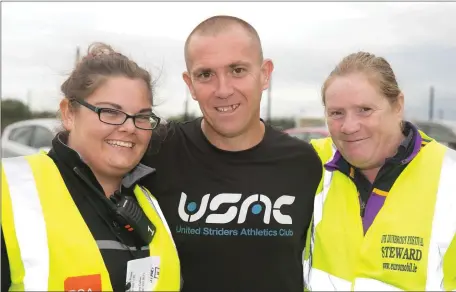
71,98,161,130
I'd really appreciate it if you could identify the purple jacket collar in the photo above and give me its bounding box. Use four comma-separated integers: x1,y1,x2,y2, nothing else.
325,122,423,171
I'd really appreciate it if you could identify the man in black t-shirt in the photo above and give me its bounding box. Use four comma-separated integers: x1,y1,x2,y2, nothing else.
141,15,322,292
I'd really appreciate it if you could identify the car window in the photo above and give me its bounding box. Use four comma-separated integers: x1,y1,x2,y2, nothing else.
417,123,456,143
289,133,307,141
417,124,431,133
448,142,456,150
31,126,54,148
289,132,327,142
307,132,328,140
430,125,456,140
415,123,432,135
8,126,35,146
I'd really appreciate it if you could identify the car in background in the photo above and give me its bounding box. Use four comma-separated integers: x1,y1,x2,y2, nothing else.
284,121,456,150
284,126,329,142
434,120,456,134
414,120,456,150
2,118,61,158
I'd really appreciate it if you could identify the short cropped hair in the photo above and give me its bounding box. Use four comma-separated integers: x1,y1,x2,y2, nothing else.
184,15,264,68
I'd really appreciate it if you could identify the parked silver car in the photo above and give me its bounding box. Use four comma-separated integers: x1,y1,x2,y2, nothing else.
414,120,456,150
1,118,61,158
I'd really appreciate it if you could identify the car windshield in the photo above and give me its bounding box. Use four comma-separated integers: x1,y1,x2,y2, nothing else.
415,122,456,144
289,131,327,142
307,132,328,139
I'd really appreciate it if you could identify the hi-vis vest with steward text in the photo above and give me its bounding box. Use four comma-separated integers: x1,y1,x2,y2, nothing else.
303,134,456,291
1,153,181,291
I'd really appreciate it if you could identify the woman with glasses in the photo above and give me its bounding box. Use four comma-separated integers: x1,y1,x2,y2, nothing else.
1,43,181,292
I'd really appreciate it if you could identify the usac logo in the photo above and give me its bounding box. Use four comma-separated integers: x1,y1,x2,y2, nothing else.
64,274,102,292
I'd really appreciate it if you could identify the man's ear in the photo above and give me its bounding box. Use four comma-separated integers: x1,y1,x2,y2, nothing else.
261,59,274,91
60,98,75,131
183,72,197,101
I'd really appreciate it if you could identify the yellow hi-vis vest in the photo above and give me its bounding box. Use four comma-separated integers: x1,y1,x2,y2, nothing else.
1,153,181,291
303,134,456,291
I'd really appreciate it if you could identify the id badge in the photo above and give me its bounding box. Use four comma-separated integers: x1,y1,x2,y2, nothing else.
125,256,160,291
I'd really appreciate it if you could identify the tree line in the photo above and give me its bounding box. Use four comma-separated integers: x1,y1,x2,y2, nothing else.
163,114,295,130
1,98,296,132
1,99,56,132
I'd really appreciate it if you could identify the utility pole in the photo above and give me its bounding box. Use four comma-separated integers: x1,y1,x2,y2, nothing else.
183,87,190,121
75,46,81,67
438,109,444,120
267,76,272,124
26,89,32,110
429,86,435,121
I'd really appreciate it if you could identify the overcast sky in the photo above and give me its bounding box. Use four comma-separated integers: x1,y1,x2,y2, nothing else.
2,2,456,120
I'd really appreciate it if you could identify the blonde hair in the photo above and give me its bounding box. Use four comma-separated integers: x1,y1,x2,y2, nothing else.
322,52,401,105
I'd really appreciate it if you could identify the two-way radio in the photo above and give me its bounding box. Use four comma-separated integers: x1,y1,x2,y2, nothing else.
73,167,156,248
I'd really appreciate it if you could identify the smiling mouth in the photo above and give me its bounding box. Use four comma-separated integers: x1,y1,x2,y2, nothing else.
106,140,135,148
345,138,367,143
215,104,240,113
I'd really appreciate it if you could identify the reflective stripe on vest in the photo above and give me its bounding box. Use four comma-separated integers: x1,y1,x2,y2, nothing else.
303,141,337,290
353,278,403,291
141,186,175,248
304,137,456,291
309,267,351,290
426,147,456,290
2,154,181,291
2,156,49,291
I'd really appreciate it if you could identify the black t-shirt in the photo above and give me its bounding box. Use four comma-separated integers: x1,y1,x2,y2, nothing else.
141,118,322,292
